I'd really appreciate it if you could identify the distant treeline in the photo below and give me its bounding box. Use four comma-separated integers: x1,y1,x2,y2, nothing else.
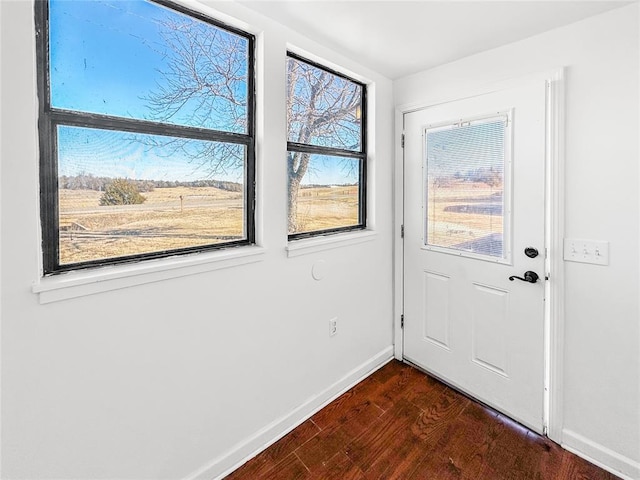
452,167,502,187
301,183,358,189
58,174,243,193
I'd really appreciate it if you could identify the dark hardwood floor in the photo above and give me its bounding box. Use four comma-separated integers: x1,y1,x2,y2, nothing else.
225,360,619,480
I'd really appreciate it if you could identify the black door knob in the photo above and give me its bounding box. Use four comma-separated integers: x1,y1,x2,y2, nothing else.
509,271,539,283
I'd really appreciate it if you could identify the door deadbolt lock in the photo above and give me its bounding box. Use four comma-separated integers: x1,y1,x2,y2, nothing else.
524,247,539,258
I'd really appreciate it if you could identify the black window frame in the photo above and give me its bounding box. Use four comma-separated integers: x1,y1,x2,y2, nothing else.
34,0,256,275
286,52,367,241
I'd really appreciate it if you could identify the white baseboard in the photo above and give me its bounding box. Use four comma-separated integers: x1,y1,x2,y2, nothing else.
562,429,640,480
183,346,395,480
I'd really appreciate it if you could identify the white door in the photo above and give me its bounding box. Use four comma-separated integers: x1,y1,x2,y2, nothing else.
403,80,547,433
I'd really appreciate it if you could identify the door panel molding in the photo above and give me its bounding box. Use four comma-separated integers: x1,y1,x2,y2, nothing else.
470,282,510,378
422,270,451,349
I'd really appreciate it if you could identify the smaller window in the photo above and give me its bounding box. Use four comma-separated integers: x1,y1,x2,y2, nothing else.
286,53,367,238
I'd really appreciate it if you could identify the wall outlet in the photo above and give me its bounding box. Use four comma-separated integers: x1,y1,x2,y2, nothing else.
329,317,338,337
563,239,609,265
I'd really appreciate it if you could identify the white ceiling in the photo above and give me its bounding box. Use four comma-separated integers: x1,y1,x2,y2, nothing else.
238,0,632,79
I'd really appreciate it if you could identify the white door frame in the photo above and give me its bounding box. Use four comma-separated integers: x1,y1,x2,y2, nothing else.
392,69,565,443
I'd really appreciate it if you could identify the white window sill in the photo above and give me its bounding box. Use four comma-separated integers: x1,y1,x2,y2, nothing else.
32,245,265,304
286,230,376,258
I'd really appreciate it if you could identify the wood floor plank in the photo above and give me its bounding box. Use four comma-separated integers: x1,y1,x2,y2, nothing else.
524,432,566,479
406,451,469,480
366,362,426,411
311,390,384,439
224,361,621,480
372,359,415,384
344,398,423,473
224,419,320,479
410,387,470,443
308,452,367,480
266,419,322,465
260,454,310,480
294,424,352,472
353,396,440,478
425,418,494,476
404,373,447,412
362,434,431,480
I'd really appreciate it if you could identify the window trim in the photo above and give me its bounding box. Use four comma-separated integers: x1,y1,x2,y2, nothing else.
32,245,266,304
286,51,367,241
34,0,256,275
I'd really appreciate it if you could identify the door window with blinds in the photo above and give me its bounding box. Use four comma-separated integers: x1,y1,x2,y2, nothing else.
423,113,512,262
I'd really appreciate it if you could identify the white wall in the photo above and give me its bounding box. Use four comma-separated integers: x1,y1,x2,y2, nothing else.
395,4,639,479
0,1,394,479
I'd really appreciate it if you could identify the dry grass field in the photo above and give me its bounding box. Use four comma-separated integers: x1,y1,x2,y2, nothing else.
58,186,244,265
58,185,359,265
295,185,359,233
426,180,503,250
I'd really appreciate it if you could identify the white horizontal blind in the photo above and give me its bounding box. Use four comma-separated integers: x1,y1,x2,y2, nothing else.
424,116,508,259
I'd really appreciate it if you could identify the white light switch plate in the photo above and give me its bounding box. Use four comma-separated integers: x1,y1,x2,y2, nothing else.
563,239,609,265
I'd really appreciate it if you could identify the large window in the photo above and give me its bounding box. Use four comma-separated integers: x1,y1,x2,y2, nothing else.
35,0,255,274
286,53,366,238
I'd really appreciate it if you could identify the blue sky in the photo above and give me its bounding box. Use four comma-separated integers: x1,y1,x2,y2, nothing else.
57,126,246,183
51,0,247,183
50,0,249,130
51,0,357,186
301,155,359,186
51,0,176,120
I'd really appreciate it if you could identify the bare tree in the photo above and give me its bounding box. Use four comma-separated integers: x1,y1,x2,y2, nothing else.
286,58,361,232
141,17,248,179
145,18,361,232
146,18,248,132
